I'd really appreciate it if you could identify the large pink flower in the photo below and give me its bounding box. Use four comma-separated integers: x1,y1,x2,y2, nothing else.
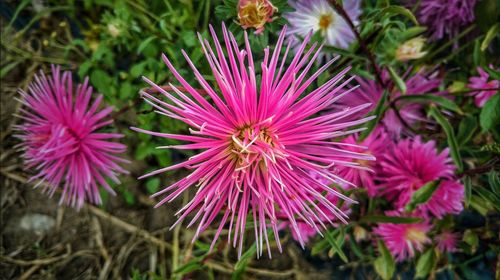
132,24,374,257
377,137,463,217
374,211,432,261
335,127,388,196
337,69,443,137
468,66,499,107
15,65,128,209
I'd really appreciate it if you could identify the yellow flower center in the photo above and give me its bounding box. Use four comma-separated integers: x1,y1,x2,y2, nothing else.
319,14,333,31
405,227,427,243
238,0,276,30
230,124,283,171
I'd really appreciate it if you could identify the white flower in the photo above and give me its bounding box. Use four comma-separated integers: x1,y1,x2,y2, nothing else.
284,0,361,51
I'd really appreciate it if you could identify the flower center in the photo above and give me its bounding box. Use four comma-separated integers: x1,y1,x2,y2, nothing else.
319,14,333,31
405,227,427,243
230,125,283,171
238,0,276,29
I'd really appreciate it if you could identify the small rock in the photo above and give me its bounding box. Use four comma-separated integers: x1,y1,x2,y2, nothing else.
19,213,56,234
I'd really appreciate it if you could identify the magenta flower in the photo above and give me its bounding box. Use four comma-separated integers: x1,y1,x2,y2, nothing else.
377,137,464,217
436,231,460,253
409,0,477,41
15,65,128,209
468,66,499,107
284,0,361,60
132,24,375,257
423,180,464,218
336,127,388,197
337,69,443,137
374,211,432,261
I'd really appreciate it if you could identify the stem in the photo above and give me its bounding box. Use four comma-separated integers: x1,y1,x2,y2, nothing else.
328,0,385,87
425,24,476,61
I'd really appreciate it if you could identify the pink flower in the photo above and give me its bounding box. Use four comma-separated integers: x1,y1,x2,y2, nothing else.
424,180,464,218
374,212,432,261
238,0,277,34
468,66,499,107
377,137,464,218
336,127,388,196
337,69,443,137
436,231,460,253
132,24,374,257
15,65,128,209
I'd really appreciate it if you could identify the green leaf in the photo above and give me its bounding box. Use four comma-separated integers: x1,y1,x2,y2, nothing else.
78,61,93,78
311,239,330,255
359,90,389,141
470,195,491,215
145,178,160,194
359,215,422,224
388,66,406,94
374,240,395,280
401,26,427,41
480,93,500,132
379,5,419,25
457,116,478,146
324,229,348,263
348,233,365,259
396,94,463,114
463,230,479,249
428,106,464,172
137,36,156,54
0,61,21,78
483,66,500,81
473,185,500,211
481,23,500,51
174,259,204,275
415,248,436,278
122,189,135,205
405,180,441,212
232,243,256,280
488,171,500,196
90,69,112,95
464,176,472,208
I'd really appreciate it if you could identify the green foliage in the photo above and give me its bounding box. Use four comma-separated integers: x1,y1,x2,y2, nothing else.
415,248,436,279
405,180,441,212
374,240,395,280
480,93,500,132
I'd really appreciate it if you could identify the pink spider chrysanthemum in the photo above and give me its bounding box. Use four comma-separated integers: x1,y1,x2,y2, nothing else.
374,211,432,261
132,24,375,257
337,69,443,137
335,127,388,197
468,65,499,107
435,231,460,253
15,65,128,209
377,137,464,218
